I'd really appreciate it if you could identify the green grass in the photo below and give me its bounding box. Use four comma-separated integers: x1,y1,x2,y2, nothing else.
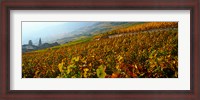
54,36,92,48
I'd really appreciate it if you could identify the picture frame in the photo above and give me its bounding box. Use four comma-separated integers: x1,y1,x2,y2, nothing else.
0,0,199,100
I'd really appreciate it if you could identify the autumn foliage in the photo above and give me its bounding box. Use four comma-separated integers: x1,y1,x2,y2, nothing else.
22,22,178,78
94,22,178,39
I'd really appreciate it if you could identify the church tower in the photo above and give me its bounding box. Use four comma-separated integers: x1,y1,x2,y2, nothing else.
39,38,42,46
28,40,33,46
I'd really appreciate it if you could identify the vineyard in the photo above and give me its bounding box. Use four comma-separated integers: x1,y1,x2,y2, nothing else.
22,22,178,78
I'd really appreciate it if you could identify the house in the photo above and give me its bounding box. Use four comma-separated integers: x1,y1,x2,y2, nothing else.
22,44,38,52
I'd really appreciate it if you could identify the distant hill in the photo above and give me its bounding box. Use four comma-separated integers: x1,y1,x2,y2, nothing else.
57,22,144,44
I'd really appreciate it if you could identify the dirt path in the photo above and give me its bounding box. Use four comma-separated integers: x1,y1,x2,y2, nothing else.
108,27,178,38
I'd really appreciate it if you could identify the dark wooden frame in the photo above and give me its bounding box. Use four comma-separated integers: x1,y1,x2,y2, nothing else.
0,0,199,100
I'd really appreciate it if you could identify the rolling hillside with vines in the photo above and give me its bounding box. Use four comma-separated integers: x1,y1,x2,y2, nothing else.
22,22,178,78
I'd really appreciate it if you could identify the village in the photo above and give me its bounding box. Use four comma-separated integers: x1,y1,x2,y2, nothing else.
22,38,59,52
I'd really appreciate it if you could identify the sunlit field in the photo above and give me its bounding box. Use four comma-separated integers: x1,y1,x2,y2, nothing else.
22,22,178,78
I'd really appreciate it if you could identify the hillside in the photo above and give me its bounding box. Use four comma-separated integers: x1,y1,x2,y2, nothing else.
22,22,178,78
56,22,143,44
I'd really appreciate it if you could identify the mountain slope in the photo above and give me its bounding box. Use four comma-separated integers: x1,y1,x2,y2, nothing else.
57,22,143,44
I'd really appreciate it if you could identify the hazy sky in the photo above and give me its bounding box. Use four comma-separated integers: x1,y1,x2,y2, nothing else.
22,22,94,45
